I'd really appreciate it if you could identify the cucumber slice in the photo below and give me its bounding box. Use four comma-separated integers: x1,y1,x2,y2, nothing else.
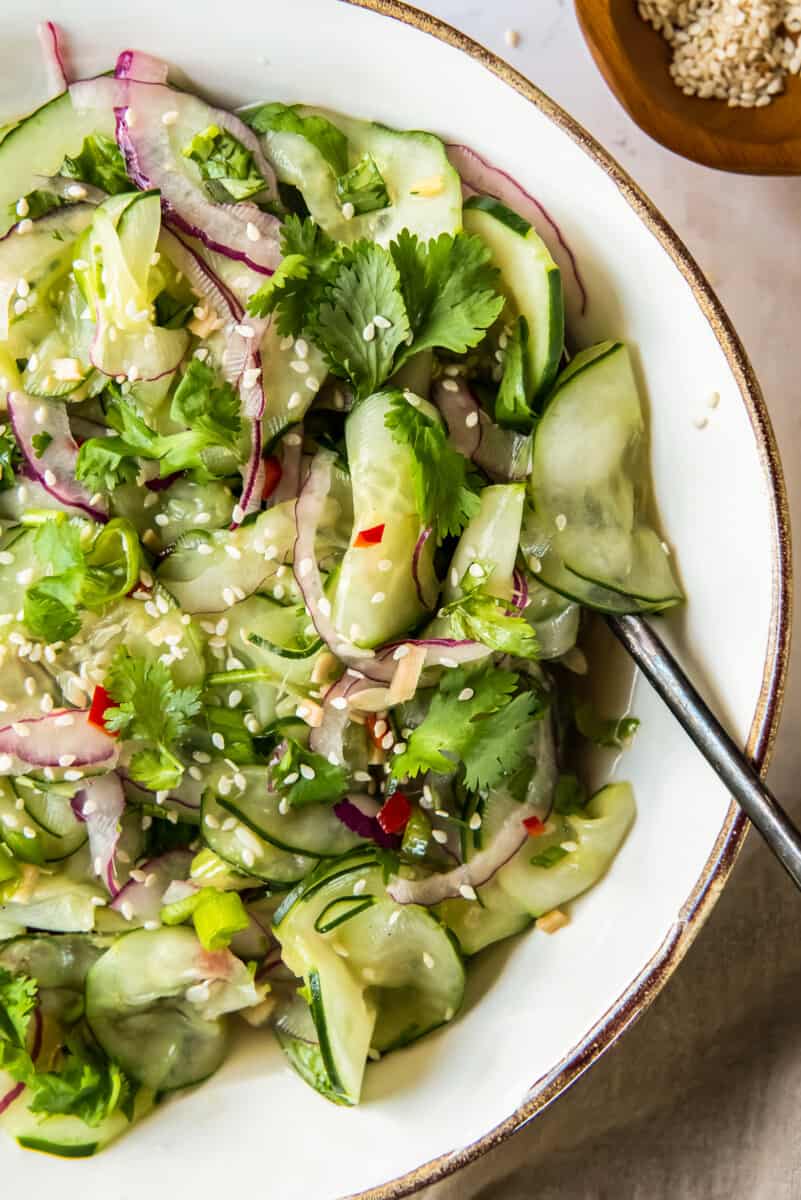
275,853,465,1102
0,1089,153,1158
250,107,461,245
332,392,436,647
85,927,261,1091
0,870,104,933
0,779,86,865
0,89,116,237
209,764,363,858
464,195,564,401
530,342,682,609
438,879,531,956
497,782,635,917
273,990,351,1105
0,932,112,990
200,791,316,885
443,483,525,603
522,575,580,660
112,477,235,545
157,503,297,613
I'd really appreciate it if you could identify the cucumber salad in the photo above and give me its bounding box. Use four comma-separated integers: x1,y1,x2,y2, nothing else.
0,27,682,1158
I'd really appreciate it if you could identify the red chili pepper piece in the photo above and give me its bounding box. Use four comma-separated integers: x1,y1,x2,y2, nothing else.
354,523,385,548
523,815,545,836
262,455,283,500
377,792,411,836
88,686,118,737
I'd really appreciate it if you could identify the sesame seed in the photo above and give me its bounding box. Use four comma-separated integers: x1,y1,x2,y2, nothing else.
305,375,320,392
330,695,348,711
284,433,301,446
234,323,255,339
362,321,376,342
222,587,235,607
154,513,169,527
422,952,435,969
228,689,243,708
290,359,309,374
342,201,355,220
43,470,57,487
392,742,407,755
694,415,709,429
294,337,309,359
458,687,474,702
393,644,410,660
64,770,82,782
278,797,290,815
287,390,302,410
441,379,459,392
297,557,313,577
373,315,392,329
374,720,388,737
561,840,578,853
0,552,12,566
16,219,33,235
242,367,261,389
381,732,394,750
468,562,484,578
13,299,27,316
459,883,478,900
370,591,385,604
432,829,448,844
212,732,225,750
16,278,29,299
465,411,479,428
353,878,367,895
225,544,242,559
555,513,568,531
708,390,721,409
15,197,29,216
197,543,213,556
440,657,458,669
15,568,33,586
469,812,482,830
300,763,315,780
161,109,179,124
246,222,261,242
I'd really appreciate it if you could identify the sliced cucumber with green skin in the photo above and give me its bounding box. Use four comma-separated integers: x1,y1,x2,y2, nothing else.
332,392,437,647
530,342,682,610
0,932,112,990
111,477,235,547
273,990,350,1105
157,503,298,614
464,195,564,402
220,594,323,688
0,1088,153,1159
201,790,316,885
85,926,262,1091
0,870,104,933
61,592,205,689
0,90,117,237
443,483,525,603
0,779,86,865
275,853,465,1102
209,764,363,858
438,879,532,957
497,782,635,917
249,107,461,245
522,575,580,660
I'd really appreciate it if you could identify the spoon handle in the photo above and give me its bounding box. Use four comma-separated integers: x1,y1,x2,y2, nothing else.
607,613,801,890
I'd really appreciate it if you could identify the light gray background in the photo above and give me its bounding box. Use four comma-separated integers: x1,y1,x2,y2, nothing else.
416,3,801,1198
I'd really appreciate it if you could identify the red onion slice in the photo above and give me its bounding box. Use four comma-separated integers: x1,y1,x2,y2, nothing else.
8,392,107,521
411,525,436,609
333,796,400,850
159,227,243,322
37,21,68,97
110,849,193,923
270,426,304,506
71,773,126,897
432,378,531,482
115,81,280,274
447,143,587,317
114,50,169,84
0,710,118,773
511,568,529,613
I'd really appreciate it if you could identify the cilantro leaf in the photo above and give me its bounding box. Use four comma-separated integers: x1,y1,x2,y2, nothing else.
61,134,130,195
0,424,21,491
31,431,53,458
272,739,348,808
182,124,267,204
462,692,540,790
574,701,639,749
440,561,539,657
34,519,84,575
170,359,241,448
75,436,140,494
154,291,194,329
246,254,311,319
384,392,480,541
280,214,339,265
105,647,201,790
247,218,340,336
312,242,410,399
336,153,390,216
243,103,349,176
0,967,37,1078
23,572,84,643
390,229,505,368
494,316,534,432
391,665,520,781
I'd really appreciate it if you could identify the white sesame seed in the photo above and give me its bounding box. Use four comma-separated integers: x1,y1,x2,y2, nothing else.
212,732,225,750
441,379,459,392
381,732,394,750
468,562,484,579
465,411,479,428
161,109,179,125
246,222,261,242
342,201,355,220
297,557,313,577
228,689,243,708
422,952,435,969
694,415,709,429
331,696,348,710
371,591,386,604
353,878,367,895
393,644,410,660
64,770,82,782
287,390,303,410
300,763,315,780
16,219,33,235
43,470,57,487
561,840,579,853
440,657,458,669
225,544,242,559
15,197,29,217
154,513,169,527
458,687,475,702
222,587,235,607
15,568,33,586
708,390,721,409
469,812,482,830
432,828,448,844
373,315,392,330
197,543,213,556
459,883,478,901
362,321,376,342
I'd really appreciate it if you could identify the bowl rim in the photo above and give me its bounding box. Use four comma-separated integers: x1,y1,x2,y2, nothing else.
338,1,793,1197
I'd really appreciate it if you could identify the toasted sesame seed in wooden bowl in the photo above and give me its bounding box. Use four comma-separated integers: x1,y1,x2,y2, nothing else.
575,0,801,173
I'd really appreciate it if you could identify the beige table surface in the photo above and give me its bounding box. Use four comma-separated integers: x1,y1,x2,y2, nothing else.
415,2,801,1198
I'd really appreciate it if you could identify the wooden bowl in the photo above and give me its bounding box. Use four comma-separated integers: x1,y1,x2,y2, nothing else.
575,0,801,173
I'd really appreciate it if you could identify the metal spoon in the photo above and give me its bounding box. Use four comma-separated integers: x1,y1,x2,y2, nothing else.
607,614,801,889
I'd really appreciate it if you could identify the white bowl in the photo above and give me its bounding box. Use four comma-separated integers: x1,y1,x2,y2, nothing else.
0,3,791,1198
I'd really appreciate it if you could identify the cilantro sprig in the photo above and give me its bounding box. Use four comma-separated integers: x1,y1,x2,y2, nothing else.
75,361,242,495
246,218,504,400
104,648,202,791
391,665,544,791
384,392,480,542
0,967,132,1129
182,124,267,204
439,561,539,657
